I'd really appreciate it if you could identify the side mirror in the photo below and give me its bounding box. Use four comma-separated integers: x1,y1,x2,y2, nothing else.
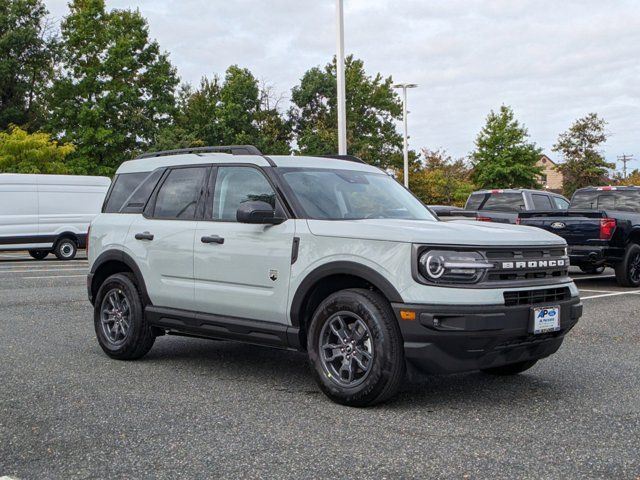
236,201,285,225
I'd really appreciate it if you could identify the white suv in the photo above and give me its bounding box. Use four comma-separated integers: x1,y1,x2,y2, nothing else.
88,145,583,406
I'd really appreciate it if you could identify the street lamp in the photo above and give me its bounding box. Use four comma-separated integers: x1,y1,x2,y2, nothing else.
393,83,418,188
336,0,347,155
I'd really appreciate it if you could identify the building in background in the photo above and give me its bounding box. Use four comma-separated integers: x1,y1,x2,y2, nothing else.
537,154,564,192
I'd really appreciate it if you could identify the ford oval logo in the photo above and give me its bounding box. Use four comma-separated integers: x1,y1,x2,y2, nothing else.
550,222,566,229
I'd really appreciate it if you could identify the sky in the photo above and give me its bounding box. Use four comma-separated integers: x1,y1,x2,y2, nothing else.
45,0,640,173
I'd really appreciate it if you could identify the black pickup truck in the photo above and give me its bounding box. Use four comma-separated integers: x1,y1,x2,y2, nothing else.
519,186,640,286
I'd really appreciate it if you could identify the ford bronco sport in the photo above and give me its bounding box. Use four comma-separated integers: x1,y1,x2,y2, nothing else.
88,145,583,406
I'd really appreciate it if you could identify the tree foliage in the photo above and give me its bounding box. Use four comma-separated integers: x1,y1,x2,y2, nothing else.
0,125,74,173
552,113,614,196
154,66,291,154
290,55,403,169
407,149,476,206
0,0,57,130
617,169,640,187
471,105,542,189
48,0,179,175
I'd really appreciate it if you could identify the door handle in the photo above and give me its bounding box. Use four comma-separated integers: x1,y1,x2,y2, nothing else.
201,235,224,244
135,232,154,241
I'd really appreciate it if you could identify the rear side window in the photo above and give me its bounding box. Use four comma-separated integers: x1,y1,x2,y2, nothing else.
532,194,553,210
103,172,148,213
481,193,524,212
552,197,570,209
152,167,208,220
120,170,164,214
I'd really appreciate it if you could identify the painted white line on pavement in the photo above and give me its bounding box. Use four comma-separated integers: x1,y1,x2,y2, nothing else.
15,274,86,280
0,262,87,268
578,288,614,293
581,291,640,300
0,269,87,276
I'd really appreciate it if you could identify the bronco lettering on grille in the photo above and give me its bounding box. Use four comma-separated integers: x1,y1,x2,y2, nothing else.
501,259,566,269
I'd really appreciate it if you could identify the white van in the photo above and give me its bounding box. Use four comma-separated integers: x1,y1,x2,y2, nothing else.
0,174,111,260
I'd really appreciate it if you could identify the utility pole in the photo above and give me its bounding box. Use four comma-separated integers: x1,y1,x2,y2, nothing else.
618,153,634,179
336,0,347,155
393,83,418,188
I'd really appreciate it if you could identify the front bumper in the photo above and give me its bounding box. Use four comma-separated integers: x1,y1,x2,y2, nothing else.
392,296,582,374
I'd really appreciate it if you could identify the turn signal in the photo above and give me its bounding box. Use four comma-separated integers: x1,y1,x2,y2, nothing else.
400,310,416,321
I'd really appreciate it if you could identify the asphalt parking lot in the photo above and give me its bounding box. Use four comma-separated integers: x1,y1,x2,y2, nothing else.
1,252,639,479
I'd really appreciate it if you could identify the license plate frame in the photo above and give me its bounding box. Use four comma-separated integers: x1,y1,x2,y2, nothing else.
531,306,561,334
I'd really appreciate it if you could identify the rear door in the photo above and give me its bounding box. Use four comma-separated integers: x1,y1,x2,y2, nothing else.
193,165,295,323
125,166,209,310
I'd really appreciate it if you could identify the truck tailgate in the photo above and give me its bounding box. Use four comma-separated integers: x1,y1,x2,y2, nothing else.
518,210,606,244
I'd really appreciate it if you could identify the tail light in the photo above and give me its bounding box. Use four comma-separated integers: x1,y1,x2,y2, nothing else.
515,217,521,225
476,216,492,222
599,218,616,240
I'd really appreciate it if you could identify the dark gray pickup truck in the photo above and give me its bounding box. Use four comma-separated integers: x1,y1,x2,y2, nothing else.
519,186,640,287
462,189,570,223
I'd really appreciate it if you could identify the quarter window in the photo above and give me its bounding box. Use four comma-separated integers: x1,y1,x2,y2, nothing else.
152,167,207,220
103,172,148,213
211,167,276,222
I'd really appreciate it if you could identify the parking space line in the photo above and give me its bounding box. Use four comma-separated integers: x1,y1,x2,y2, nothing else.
581,290,640,300
578,288,612,293
15,274,86,280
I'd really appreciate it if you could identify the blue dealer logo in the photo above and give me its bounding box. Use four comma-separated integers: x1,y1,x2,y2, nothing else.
537,309,557,319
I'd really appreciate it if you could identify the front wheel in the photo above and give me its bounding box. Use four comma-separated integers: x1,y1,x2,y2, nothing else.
54,238,77,260
481,360,538,376
614,244,640,287
307,288,405,407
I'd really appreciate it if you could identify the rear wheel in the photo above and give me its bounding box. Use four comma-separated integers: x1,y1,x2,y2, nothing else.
307,288,405,407
615,244,640,287
481,359,538,376
94,272,155,360
54,238,77,260
28,249,49,260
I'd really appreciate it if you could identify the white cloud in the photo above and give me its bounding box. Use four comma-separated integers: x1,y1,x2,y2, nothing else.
45,0,640,171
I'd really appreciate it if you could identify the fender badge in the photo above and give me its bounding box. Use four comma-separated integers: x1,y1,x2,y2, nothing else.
268,269,278,281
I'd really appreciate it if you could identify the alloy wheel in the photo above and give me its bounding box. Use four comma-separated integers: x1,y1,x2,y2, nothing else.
100,288,131,345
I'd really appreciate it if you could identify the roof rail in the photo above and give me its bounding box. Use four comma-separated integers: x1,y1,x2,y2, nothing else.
317,154,366,164
136,145,262,159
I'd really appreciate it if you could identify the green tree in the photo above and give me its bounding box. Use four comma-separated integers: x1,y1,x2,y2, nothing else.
471,105,542,189
290,55,403,168
153,67,291,154
0,125,74,173
552,113,614,196
48,0,179,175
0,0,57,130
408,149,476,206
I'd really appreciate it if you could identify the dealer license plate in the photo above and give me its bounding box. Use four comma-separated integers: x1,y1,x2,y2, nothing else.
533,306,560,334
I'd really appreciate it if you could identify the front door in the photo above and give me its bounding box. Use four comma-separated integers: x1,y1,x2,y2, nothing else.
125,166,209,310
193,166,295,323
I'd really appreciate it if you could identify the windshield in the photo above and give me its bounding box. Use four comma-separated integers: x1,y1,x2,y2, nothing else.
278,168,436,221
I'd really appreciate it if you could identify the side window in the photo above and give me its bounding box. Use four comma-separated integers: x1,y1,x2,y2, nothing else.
152,167,207,220
212,167,276,222
532,194,553,210
120,169,164,214
552,197,570,210
465,193,486,210
103,172,148,213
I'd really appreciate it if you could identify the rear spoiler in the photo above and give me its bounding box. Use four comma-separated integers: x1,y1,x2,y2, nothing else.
518,209,607,219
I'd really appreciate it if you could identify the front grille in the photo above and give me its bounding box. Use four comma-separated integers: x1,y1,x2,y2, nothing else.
503,287,571,307
485,247,569,282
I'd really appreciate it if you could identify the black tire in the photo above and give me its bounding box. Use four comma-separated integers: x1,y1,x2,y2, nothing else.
481,359,538,376
307,288,405,407
615,244,640,287
579,265,605,274
28,249,49,260
53,237,77,260
94,272,155,360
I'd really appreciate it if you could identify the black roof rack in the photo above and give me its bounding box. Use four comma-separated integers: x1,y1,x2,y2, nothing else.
136,145,262,159
317,154,366,164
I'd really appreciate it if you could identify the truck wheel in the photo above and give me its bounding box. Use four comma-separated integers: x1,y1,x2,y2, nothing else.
614,244,640,287
307,288,405,407
94,272,155,360
481,359,538,376
54,238,77,260
28,250,49,260
579,265,605,274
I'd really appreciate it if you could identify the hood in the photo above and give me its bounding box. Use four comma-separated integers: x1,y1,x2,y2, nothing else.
306,219,566,246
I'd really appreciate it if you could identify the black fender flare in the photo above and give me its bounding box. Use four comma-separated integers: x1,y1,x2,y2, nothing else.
289,261,403,327
89,250,151,306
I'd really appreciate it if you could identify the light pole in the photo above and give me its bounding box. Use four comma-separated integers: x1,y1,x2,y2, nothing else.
393,83,418,188
336,0,347,155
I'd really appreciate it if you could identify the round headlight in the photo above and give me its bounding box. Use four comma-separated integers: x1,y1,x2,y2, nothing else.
418,249,493,284
424,254,445,279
